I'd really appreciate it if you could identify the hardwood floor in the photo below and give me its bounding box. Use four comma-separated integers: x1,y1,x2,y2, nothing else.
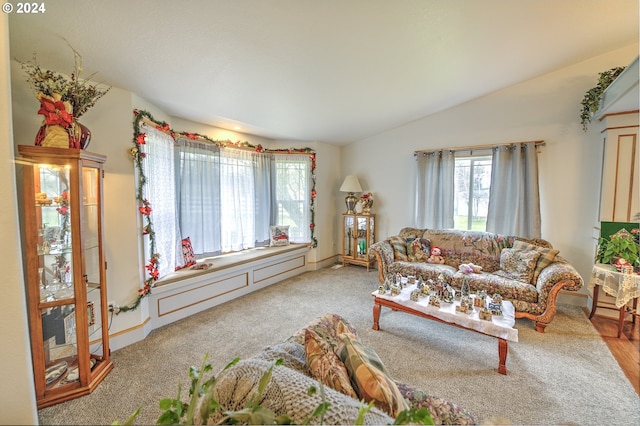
586,309,640,396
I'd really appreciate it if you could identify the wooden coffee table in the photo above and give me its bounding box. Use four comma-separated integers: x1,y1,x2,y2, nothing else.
372,286,518,375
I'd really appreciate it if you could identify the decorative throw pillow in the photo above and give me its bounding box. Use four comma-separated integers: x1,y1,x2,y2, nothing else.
270,225,290,246
335,332,410,417
512,240,559,284
407,238,431,262
496,248,541,283
175,237,197,270
304,329,358,399
388,236,408,261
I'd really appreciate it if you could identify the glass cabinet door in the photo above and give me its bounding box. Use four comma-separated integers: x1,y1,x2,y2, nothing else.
81,166,104,358
32,163,79,388
356,216,368,258
343,215,355,258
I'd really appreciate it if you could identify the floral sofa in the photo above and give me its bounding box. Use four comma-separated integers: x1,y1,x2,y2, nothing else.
369,228,584,332
200,314,477,425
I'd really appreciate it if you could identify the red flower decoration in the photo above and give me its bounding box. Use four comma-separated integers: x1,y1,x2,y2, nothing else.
309,223,315,229
37,96,74,128
138,205,152,216
311,189,317,199
136,133,147,145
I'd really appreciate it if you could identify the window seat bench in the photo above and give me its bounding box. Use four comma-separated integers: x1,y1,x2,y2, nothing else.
147,243,310,328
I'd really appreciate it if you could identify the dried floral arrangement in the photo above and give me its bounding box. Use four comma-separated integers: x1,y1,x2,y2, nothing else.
19,44,111,119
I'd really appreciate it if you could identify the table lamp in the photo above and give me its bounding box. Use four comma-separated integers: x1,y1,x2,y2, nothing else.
340,175,362,214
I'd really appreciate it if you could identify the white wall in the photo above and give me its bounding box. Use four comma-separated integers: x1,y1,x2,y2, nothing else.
341,43,639,302
0,14,38,424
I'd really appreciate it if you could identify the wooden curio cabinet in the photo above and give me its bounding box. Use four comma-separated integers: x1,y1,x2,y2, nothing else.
342,213,376,271
18,146,113,408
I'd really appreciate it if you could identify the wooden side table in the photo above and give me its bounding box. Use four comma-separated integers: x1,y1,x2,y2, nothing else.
588,263,639,338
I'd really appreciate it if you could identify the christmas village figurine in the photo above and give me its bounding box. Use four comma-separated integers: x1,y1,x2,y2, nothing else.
423,279,434,296
416,276,424,290
479,308,493,321
436,274,446,296
395,272,403,287
390,284,401,297
488,293,503,316
408,275,417,284
442,283,455,304
459,277,471,305
383,278,389,292
378,285,386,295
455,297,473,314
474,289,487,308
410,289,420,301
429,294,441,308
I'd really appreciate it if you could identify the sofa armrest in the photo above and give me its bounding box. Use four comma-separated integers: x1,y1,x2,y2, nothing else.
535,260,584,299
369,240,394,283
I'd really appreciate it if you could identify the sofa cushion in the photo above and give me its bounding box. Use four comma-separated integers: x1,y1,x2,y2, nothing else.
452,271,538,303
288,313,358,347
335,332,410,417
206,358,394,425
388,261,458,283
304,329,358,399
495,248,541,283
512,240,559,284
407,238,430,262
388,236,409,261
251,342,310,376
422,229,516,272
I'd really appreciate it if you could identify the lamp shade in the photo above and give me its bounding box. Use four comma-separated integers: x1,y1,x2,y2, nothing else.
340,175,362,193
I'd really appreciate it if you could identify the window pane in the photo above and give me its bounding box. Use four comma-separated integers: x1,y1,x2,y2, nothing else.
454,156,492,231
275,155,311,243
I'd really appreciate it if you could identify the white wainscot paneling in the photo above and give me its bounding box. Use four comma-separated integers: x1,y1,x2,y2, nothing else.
148,246,308,328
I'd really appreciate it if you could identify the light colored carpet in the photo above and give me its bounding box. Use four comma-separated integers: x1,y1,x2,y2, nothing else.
38,265,640,425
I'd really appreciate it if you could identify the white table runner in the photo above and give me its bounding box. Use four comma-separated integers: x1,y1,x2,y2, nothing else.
373,284,519,342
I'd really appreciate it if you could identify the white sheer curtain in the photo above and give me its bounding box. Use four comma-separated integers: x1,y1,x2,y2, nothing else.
176,138,221,255
414,150,455,229
140,125,180,276
220,149,257,252
253,152,273,246
486,142,541,238
274,154,311,243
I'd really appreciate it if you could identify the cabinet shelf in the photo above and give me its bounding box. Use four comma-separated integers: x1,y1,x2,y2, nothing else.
18,145,112,409
341,213,376,271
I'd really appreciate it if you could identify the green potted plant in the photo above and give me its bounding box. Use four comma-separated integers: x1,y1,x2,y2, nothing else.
596,228,639,267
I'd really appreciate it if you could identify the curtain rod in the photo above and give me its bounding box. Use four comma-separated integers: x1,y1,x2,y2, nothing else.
414,140,545,156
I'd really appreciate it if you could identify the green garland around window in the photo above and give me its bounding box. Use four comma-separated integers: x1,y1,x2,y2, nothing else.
117,109,317,313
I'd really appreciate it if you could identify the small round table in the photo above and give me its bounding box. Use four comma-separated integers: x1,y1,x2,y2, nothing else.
588,263,639,338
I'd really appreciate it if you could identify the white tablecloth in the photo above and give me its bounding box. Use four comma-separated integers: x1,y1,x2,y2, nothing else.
588,263,640,308
373,284,518,342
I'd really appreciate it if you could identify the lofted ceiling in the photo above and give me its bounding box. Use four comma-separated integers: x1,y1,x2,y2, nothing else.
8,0,639,145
